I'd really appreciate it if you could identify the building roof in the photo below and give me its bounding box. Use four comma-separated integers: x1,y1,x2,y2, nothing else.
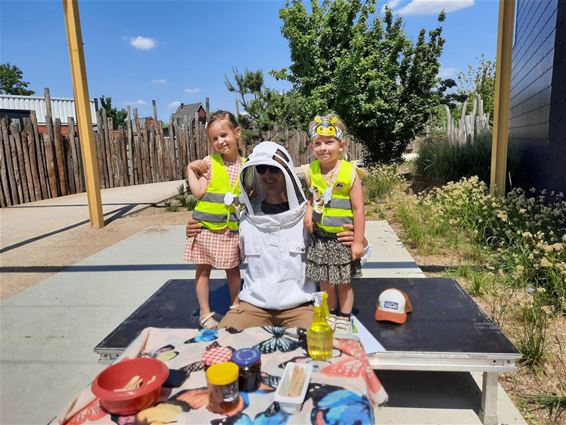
171,102,203,118
0,94,97,125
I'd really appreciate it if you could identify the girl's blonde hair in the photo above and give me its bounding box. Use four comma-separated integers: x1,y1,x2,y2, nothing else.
308,113,350,159
206,110,244,156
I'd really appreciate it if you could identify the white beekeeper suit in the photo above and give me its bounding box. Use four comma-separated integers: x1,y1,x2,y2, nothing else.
237,142,315,310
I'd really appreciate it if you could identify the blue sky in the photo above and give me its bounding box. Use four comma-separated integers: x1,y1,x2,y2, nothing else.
1,0,499,121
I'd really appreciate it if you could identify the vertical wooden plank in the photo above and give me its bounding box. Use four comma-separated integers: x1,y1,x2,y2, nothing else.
126,106,134,185
68,118,80,192
152,99,158,123
0,122,11,206
97,110,109,188
25,121,42,201
143,127,151,183
30,111,48,199
12,123,30,203
102,108,113,187
20,126,36,201
65,131,76,195
2,119,17,204
149,124,156,182
44,88,55,157
43,132,58,197
119,129,127,186
53,119,67,195
133,108,145,183
9,133,24,204
75,126,85,192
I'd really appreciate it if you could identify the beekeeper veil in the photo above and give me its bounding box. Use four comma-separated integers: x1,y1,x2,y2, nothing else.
239,141,306,221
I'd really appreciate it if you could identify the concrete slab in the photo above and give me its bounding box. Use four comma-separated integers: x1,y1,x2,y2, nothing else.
0,223,524,424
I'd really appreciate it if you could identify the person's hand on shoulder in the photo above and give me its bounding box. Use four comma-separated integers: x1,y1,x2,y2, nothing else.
188,160,209,176
186,218,203,238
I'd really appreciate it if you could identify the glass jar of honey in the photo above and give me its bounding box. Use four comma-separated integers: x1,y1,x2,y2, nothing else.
231,348,261,392
206,362,240,414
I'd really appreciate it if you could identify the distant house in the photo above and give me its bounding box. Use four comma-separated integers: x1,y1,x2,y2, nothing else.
171,102,206,127
0,94,97,135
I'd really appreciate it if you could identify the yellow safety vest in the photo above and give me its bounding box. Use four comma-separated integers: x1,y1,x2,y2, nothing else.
192,154,243,231
310,160,354,233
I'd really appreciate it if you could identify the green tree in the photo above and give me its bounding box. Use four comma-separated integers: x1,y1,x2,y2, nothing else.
99,96,127,129
273,0,446,164
225,68,303,146
456,54,496,123
0,63,35,95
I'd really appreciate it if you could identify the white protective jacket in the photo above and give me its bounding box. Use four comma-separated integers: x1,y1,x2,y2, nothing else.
237,142,369,310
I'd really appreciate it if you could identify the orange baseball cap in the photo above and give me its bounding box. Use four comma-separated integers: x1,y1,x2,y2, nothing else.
375,288,412,324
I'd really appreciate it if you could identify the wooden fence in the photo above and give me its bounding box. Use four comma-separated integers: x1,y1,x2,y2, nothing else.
0,107,364,207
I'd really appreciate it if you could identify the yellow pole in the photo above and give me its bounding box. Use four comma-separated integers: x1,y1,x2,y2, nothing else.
490,0,515,197
63,0,104,228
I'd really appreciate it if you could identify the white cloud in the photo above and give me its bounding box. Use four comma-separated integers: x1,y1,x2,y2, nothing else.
439,67,460,78
129,36,157,50
397,0,474,16
151,79,167,84
168,101,181,109
184,88,201,94
381,0,403,14
124,99,148,106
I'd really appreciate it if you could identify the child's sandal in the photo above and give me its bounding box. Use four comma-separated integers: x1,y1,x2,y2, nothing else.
199,312,219,329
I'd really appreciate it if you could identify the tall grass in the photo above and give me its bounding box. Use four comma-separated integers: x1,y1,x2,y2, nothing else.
363,165,404,202
415,133,519,187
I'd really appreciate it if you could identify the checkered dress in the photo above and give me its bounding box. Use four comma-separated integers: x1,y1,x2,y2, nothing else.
184,156,242,269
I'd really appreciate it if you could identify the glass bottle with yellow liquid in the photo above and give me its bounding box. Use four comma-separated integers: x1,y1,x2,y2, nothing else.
307,292,333,360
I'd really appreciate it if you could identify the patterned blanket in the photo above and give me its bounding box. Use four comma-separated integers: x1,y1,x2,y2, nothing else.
53,326,388,425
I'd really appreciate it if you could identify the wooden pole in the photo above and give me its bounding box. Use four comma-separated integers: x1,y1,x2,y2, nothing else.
63,0,104,228
490,0,515,197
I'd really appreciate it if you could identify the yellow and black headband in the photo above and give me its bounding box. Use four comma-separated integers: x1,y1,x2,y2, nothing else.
310,115,344,139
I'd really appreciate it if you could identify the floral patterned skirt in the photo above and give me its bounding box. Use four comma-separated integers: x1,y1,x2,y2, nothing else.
306,226,362,284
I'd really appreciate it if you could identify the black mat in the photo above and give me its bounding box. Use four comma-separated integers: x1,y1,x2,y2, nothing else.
353,277,519,354
95,277,519,356
95,279,230,353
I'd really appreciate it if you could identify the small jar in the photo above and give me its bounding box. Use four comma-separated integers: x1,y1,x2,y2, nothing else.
206,362,240,414
231,348,261,392
203,347,233,370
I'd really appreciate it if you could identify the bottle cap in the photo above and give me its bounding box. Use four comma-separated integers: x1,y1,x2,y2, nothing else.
206,362,239,386
231,348,261,367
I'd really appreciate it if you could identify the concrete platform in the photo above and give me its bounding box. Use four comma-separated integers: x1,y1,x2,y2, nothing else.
0,223,525,424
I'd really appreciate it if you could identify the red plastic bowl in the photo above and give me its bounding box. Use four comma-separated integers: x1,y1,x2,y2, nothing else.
92,357,169,415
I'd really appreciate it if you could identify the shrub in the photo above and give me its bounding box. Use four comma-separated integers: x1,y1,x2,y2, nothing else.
363,165,404,202
415,132,519,187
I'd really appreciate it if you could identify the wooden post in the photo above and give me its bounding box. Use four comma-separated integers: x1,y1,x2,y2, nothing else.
68,117,81,192
20,125,36,201
490,0,515,197
30,111,49,198
54,118,68,195
205,97,210,118
152,99,158,123
63,0,104,227
126,106,134,185
0,121,12,206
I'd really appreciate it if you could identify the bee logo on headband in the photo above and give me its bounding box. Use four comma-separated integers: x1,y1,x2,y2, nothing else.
310,115,344,139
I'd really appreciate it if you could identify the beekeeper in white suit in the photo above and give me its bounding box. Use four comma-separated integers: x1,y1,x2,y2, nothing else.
187,141,369,330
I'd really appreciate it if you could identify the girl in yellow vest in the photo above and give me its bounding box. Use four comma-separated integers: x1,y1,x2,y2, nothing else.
184,111,244,329
303,114,366,334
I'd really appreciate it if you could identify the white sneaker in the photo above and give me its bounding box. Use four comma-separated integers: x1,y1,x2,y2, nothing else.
334,315,353,335
327,314,337,331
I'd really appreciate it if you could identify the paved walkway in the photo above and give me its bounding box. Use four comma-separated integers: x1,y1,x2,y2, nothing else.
0,185,525,424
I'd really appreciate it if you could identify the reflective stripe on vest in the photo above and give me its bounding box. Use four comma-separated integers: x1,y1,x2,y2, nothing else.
310,159,354,233
193,154,243,231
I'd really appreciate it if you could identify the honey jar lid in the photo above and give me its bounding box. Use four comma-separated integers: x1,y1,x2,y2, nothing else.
203,347,233,366
231,348,261,367
206,362,239,385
